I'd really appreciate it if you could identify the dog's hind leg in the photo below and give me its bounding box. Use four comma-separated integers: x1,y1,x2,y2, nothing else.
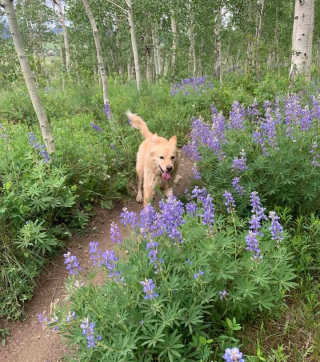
136,166,143,203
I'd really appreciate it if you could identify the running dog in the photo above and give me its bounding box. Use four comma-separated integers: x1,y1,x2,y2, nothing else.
126,111,179,207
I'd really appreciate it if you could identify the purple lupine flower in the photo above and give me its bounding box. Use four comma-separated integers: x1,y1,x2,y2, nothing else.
232,177,245,196
110,222,122,243
300,105,312,132
193,270,204,279
146,241,163,273
140,204,157,236
66,311,76,322
191,186,208,200
88,241,102,267
38,312,48,329
245,231,262,260
310,142,320,166
101,250,120,278
285,95,302,138
247,99,260,119
250,192,267,222
219,290,229,300
186,202,198,216
155,195,185,243
192,164,201,179
28,132,50,163
229,101,245,130
223,347,245,362
91,122,103,133
120,208,139,228
170,76,210,96
274,97,282,124
140,279,159,300
185,259,193,265
103,101,112,119
269,211,284,243
223,191,236,213
80,318,102,348
182,139,202,163
232,150,248,173
211,105,226,142
201,194,215,227
311,95,320,120
64,252,82,275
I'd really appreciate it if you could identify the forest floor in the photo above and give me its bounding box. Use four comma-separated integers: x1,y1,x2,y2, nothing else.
1,157,194,362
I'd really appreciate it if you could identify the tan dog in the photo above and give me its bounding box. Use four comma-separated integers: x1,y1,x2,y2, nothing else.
126,111,179,207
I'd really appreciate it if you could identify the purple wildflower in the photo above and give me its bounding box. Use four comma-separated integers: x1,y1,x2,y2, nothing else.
247,99,260,119
192,164,201,179
223,191,236,213
88,241,102,267
229,101,245,130
250,192,267,223
269,211,284,243
28,132,50,163
103,101,112,119
186,202,198,216
155,195,185,243
219,290,229,300
232,150,248,173
223,347,245,362
310,142,320,166
140,279,159,300
274,97,282,124
311,95,320,120
300,105,312,132
170,76,210,96
211,105,226,142
110,222,122,244
201,194,215,227
101,250,120,279
285,95,302,138
245,231,262,260
232,177,245,196
66,311,76,322
120,208,139,228
64,252,82,275
193,270,204,279
80,318,102,348
146,241,163,273
139,204,157,236
91,122,103,133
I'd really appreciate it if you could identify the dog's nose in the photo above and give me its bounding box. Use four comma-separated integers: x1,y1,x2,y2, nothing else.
166,166,173,172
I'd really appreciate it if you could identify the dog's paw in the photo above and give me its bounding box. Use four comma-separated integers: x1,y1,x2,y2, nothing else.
136,194,143,203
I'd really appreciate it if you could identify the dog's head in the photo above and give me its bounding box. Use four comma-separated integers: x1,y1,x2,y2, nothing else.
150,134,179,180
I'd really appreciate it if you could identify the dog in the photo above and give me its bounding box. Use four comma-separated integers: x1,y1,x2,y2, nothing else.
126,111,179,207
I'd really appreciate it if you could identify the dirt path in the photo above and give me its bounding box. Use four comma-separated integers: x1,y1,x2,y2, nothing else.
1,157,193,362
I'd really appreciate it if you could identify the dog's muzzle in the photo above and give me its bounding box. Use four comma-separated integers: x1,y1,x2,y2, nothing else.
159,165,171,180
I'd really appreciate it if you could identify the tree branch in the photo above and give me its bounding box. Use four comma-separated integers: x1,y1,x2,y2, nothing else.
106,0,128,14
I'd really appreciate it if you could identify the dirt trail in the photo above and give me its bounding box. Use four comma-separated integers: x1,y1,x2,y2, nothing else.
1,157,193,362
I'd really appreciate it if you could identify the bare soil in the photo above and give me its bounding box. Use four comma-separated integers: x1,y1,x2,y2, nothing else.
1,157,194,362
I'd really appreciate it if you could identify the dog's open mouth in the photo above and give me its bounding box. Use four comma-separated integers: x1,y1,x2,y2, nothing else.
159,166,171,180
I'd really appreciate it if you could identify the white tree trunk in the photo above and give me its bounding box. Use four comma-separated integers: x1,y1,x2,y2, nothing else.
145,46,151,83
290,0,315,82
214,5,222,82
125,0,142,90
57,0,70,75
127,58,132,80
81,0,111,109
170,9,177,71
52,0,65,90
2,0,55,153
187,3,196,76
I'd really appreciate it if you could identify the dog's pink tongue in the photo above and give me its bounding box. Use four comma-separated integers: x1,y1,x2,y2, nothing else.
162,171,171,180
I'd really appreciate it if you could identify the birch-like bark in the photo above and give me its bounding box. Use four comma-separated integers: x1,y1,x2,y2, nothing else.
160,49,166,76
214,5,222,82
1,0,55,153
81,0,111,109
127,58,132,80
170,9,177,71
187,3,196,76
145,45,151,83
290,0,315,82
126,0,142,90
52,0,65,90
56,0,70,75
255,0,265,77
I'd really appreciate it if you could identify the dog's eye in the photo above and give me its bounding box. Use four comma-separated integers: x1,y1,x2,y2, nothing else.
159,156,164,159
171,156,175,160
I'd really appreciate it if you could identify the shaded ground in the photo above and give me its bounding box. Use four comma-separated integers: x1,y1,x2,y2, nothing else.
1,157,194,362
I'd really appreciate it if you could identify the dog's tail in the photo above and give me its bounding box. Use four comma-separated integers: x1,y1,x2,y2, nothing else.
126,111,152,139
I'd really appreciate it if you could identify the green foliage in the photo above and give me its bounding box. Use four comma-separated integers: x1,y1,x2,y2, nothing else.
51,203,295,361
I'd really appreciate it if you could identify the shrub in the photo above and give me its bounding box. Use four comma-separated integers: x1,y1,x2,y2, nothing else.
46,190,296,361
183,94,320,218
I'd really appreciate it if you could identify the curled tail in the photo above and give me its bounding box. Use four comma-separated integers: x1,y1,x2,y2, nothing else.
126,111,152,139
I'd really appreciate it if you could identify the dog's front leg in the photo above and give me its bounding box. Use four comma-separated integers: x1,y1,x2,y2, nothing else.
143,173,156,207
163,187,173,198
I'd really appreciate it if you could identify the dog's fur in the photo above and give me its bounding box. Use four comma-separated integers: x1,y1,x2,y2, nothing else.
126,111,179,207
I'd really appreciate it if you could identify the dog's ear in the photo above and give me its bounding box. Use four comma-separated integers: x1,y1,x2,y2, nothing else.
169,135,177,146
151,133,159,145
